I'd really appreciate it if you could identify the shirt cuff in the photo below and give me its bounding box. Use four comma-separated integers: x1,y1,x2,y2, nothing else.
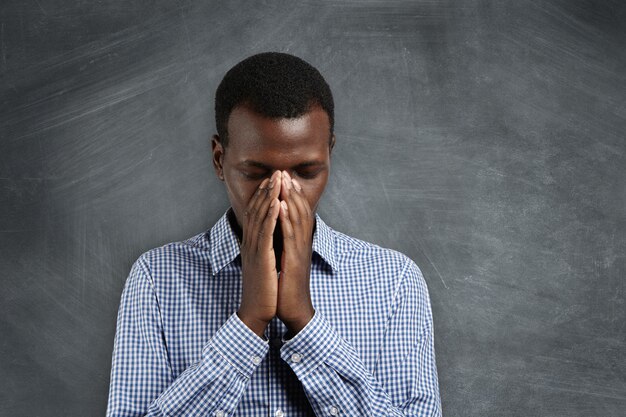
279,308,341,380
204,311,270,379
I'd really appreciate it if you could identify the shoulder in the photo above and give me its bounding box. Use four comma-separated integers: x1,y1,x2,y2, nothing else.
328,226,427,290
325,225,432,321
128,230,211,285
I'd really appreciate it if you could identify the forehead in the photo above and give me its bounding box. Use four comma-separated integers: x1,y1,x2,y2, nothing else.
226,104,330,161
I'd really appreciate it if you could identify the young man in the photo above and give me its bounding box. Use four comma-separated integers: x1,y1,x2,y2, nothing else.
106,52,442,416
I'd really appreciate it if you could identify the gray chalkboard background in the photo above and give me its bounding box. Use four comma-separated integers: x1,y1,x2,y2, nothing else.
1,1,624,416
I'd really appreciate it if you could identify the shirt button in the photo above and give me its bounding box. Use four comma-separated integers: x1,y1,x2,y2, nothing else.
329,405,339,415
290,353,302,363
252,355,261,365
275,409,284,417
215,410,225,417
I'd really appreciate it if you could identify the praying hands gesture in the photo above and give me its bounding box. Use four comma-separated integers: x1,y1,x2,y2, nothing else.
237,169,315,339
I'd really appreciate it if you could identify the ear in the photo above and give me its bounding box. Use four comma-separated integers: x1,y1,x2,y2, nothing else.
211,134,225,181
329,134,336,154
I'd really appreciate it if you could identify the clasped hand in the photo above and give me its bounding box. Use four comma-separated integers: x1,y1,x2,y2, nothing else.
237,169,315,339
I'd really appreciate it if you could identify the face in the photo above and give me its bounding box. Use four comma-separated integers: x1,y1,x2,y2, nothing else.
212,103,335,239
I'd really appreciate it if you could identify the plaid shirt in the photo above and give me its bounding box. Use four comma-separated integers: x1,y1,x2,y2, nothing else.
106,208,442,416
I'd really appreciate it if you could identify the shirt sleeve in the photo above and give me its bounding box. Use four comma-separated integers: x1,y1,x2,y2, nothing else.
279,258,442,417
106,255,269,417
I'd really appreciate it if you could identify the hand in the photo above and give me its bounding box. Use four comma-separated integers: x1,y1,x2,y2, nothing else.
277,170,316,336
237,170,282,338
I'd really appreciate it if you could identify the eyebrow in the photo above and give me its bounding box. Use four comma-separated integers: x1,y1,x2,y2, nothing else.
239,160,326,170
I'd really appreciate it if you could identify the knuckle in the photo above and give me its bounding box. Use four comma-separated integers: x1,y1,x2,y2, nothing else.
249,208,259,222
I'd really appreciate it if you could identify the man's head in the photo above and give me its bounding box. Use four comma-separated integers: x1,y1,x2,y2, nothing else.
214,52,334,148
211,52,336,235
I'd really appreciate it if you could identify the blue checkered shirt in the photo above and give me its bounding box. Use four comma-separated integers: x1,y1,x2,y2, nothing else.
106,208,442,416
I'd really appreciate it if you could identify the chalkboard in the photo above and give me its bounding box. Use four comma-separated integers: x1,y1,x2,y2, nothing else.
1,1,624,416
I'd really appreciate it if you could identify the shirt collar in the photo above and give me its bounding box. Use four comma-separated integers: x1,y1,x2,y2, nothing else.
206,207,338,276
311,211,338,273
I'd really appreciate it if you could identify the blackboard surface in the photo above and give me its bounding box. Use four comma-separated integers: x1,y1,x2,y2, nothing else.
1,1,624,416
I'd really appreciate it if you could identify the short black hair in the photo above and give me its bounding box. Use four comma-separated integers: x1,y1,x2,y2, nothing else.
215,52,334,147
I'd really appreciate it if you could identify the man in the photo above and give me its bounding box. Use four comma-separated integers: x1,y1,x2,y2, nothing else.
106,52,442,416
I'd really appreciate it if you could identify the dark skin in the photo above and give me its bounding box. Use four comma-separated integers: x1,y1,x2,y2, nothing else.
211,103,336,339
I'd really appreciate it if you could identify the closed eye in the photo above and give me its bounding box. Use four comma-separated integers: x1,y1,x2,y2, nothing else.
241,171,267,180
295,170,322,179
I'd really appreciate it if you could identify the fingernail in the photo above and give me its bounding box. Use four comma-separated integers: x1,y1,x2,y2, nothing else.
292,179,302,191
281,200,288,211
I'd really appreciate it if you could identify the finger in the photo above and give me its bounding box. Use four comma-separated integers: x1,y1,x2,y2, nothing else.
253,171,282,251
280,170,292,201
254,171,281,227
243,177,270,246
258,197,280,253
278,200,296,250
282,176,310,239
281,171,308,210
243,172,279,246
288,178,312,224
267,170,282,201
284,192,302,231
249,174,276,223
252,171,280,220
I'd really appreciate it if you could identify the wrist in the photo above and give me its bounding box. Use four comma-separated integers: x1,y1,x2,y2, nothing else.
283,308,315,336
236,310,269,338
